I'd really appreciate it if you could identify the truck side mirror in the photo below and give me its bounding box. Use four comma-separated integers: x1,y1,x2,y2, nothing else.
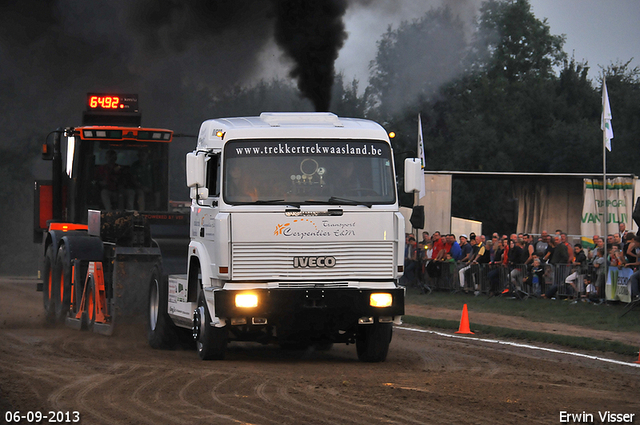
186,152,209,201
186,152,206,188
403,158,423,193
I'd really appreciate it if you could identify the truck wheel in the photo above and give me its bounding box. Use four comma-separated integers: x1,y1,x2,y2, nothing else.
147,268,177,349
193,290,227,360
54,245,73,322
356,322,392,362
42,245,56,324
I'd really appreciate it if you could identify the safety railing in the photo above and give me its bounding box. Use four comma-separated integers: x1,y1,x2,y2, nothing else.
413,261,606,299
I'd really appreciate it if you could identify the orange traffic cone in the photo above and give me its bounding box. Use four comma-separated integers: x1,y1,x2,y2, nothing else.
455,304,474,334
634,349,640,364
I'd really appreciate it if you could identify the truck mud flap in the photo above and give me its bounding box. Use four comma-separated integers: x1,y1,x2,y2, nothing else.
111,247,162,323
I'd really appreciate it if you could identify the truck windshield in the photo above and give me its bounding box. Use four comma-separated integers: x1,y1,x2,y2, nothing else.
77,140,169,212
223,139,396,205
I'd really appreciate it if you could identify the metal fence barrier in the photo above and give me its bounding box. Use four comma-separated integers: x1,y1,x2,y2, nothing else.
414,261,605,299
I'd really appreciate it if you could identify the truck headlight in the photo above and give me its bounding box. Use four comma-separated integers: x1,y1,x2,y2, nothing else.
235,293,258,308
370,293,393,308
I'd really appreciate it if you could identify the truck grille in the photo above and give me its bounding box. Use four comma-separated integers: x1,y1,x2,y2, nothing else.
231,242,395,281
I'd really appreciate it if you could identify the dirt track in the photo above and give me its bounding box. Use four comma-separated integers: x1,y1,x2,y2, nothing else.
1,277,639,425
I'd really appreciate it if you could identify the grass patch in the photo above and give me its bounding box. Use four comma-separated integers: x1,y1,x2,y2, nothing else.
406,288,640,334
402,315,639,357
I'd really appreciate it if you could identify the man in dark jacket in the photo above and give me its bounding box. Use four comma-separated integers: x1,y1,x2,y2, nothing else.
549,235,569,265
508,238,527,291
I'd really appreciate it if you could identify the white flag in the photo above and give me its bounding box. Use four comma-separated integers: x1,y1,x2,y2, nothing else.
417,114,426,198
601,78,613,151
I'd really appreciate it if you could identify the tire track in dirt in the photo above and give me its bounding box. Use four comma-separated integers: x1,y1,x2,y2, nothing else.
179,371,250,424
220,376,288,425
252,381,300,424
130,369,188,424
276,384,374,425
207,373,290,424
294,384,430,425
60,372,121,425
3,278,639,424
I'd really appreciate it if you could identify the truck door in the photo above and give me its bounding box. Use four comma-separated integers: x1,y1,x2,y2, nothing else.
192,152,221,261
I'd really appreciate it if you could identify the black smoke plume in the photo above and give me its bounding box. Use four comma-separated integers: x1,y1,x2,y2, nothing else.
271,0,348,111
128,0,349,112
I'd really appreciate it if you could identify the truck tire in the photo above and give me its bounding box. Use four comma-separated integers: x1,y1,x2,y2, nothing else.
356,322,392,362
42,245,56,324
54,245,73,323
147,268,177,349
193,290,227,360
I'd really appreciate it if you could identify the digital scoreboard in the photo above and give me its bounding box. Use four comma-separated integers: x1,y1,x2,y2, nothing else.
83,93,141,126
86,93,138,112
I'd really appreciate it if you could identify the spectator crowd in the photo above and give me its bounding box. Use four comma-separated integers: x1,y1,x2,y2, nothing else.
402,222,640,302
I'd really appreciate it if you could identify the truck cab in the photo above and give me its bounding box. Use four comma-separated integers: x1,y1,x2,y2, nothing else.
160,112,408,362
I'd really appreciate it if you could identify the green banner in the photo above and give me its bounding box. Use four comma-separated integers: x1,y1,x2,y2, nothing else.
581,178,634,248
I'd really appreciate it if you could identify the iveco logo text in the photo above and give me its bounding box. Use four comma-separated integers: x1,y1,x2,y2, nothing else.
293,256,336,268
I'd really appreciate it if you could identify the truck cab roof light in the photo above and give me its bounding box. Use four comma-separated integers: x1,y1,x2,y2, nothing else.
77,128,172,141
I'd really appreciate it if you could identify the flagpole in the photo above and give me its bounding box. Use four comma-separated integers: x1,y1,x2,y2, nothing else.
603,116,607,272
415,113,426,239
601,73,612,292
415,114,423,241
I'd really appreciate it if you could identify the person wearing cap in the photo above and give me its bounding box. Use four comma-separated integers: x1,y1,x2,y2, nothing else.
459,234,472,263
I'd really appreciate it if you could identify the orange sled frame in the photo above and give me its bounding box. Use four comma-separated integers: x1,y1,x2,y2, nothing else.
66,261,114,335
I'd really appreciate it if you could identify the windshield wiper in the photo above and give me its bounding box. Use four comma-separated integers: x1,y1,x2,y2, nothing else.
254,199,301,208
327,196,372,208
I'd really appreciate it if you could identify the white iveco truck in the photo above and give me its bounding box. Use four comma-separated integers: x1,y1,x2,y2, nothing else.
148,112,419,362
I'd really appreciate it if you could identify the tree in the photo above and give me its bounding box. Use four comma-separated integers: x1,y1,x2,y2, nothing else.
366,7,468,122
471,0,566,82
370,0,572,232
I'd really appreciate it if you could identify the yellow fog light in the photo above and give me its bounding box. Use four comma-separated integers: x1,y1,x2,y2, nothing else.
235,293,258,308
370,293,393,308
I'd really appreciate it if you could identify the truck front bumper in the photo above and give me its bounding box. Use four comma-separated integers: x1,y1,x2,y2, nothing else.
213,287,404,337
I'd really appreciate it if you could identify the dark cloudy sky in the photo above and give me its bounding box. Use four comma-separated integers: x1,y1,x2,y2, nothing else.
2,0,637,132
331,0,640,84
250,0,640,94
